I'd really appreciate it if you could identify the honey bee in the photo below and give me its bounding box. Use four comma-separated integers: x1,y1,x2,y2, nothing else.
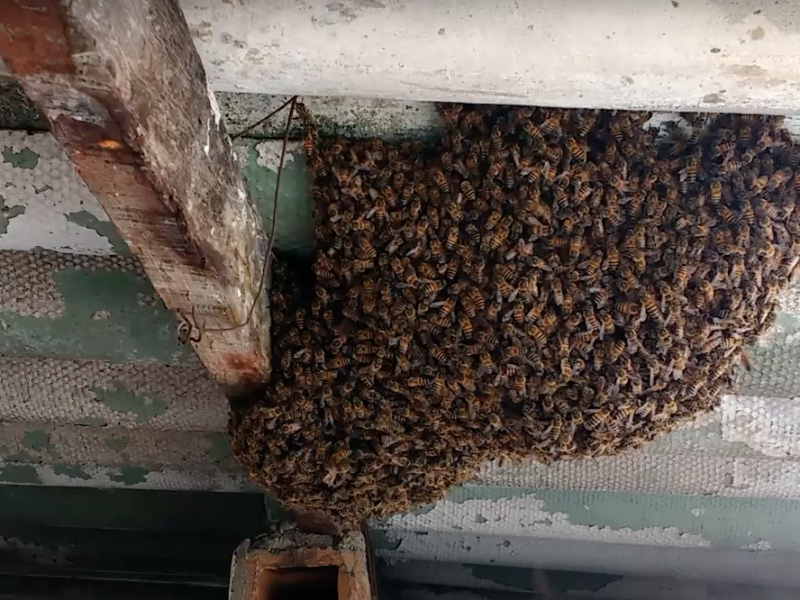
699,280,714,303
527,324,547,347
767,166,793,191
599,310,615,335
541,115,562,137
542,160,557,184
444,258,460,281
577,112,597,137
566,137,587,162
522,121,545,142
459,312,474,337
560,357,572,380
582,303,600,332
643,290,665,327
446,226,459,251
421,279,444,297
585,407,611,429
431,169,450,193
724,159,742,174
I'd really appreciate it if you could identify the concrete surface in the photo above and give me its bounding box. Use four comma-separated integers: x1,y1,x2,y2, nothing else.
181,0,800,112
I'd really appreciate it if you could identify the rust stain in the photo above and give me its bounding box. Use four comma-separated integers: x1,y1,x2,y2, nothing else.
98,139,124,150
226,352,266,377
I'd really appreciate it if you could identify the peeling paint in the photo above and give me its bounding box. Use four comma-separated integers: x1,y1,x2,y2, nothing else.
239,140,314,252
376,486,800,568
254,140,296,172
110,466,151,486
65,211,129,254
2,147,38,169
0,251,195,364
0,356,225,431
0,461,253,491
0,132,117,255
0,464,42,484
23,429,59,458
0,196,24,235
206,432,231,462
92,385,168,423
386,491,713,549
52,464,92,480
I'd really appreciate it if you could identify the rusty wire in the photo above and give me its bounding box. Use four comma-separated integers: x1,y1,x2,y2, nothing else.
178,95,298,344
231,96,297,139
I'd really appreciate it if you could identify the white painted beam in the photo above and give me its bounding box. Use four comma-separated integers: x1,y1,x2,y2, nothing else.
181,0,800,112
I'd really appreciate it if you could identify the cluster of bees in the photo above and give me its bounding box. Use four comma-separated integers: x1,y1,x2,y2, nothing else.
229,101,799,523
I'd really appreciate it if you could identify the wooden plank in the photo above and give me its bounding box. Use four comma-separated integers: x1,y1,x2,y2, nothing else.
0,0,271,390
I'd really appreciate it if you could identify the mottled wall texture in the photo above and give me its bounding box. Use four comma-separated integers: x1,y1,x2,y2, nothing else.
4,102,800,596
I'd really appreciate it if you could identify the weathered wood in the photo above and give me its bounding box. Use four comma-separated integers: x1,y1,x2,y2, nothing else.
0,0,271,389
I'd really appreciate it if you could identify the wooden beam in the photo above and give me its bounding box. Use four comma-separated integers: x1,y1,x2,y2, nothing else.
0,0,271,390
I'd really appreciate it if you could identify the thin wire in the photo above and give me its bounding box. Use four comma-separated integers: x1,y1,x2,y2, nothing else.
231,96,296,139
198,95,298,337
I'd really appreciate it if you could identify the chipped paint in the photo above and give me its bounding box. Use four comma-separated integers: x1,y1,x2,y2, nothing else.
52,464,92,480
110,466,150,486
0,420,248,491
91,385,168,423
376,487,800,575
384,491,713,549
254,140,296,172
2,146,38,169
65,211,129,254
0,464,41,484
0,132,119,255
0,461,254,491
239,140,314,252
0,356,225,431
0,196,24,235
0,132,313,255
0,251,196,363
23,429,59,458
206,432,232,462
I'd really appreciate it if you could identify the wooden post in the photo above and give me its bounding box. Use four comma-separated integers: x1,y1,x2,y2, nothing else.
0,0,271,390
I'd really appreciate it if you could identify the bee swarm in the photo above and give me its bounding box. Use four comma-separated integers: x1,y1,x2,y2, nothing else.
230,104,799,524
